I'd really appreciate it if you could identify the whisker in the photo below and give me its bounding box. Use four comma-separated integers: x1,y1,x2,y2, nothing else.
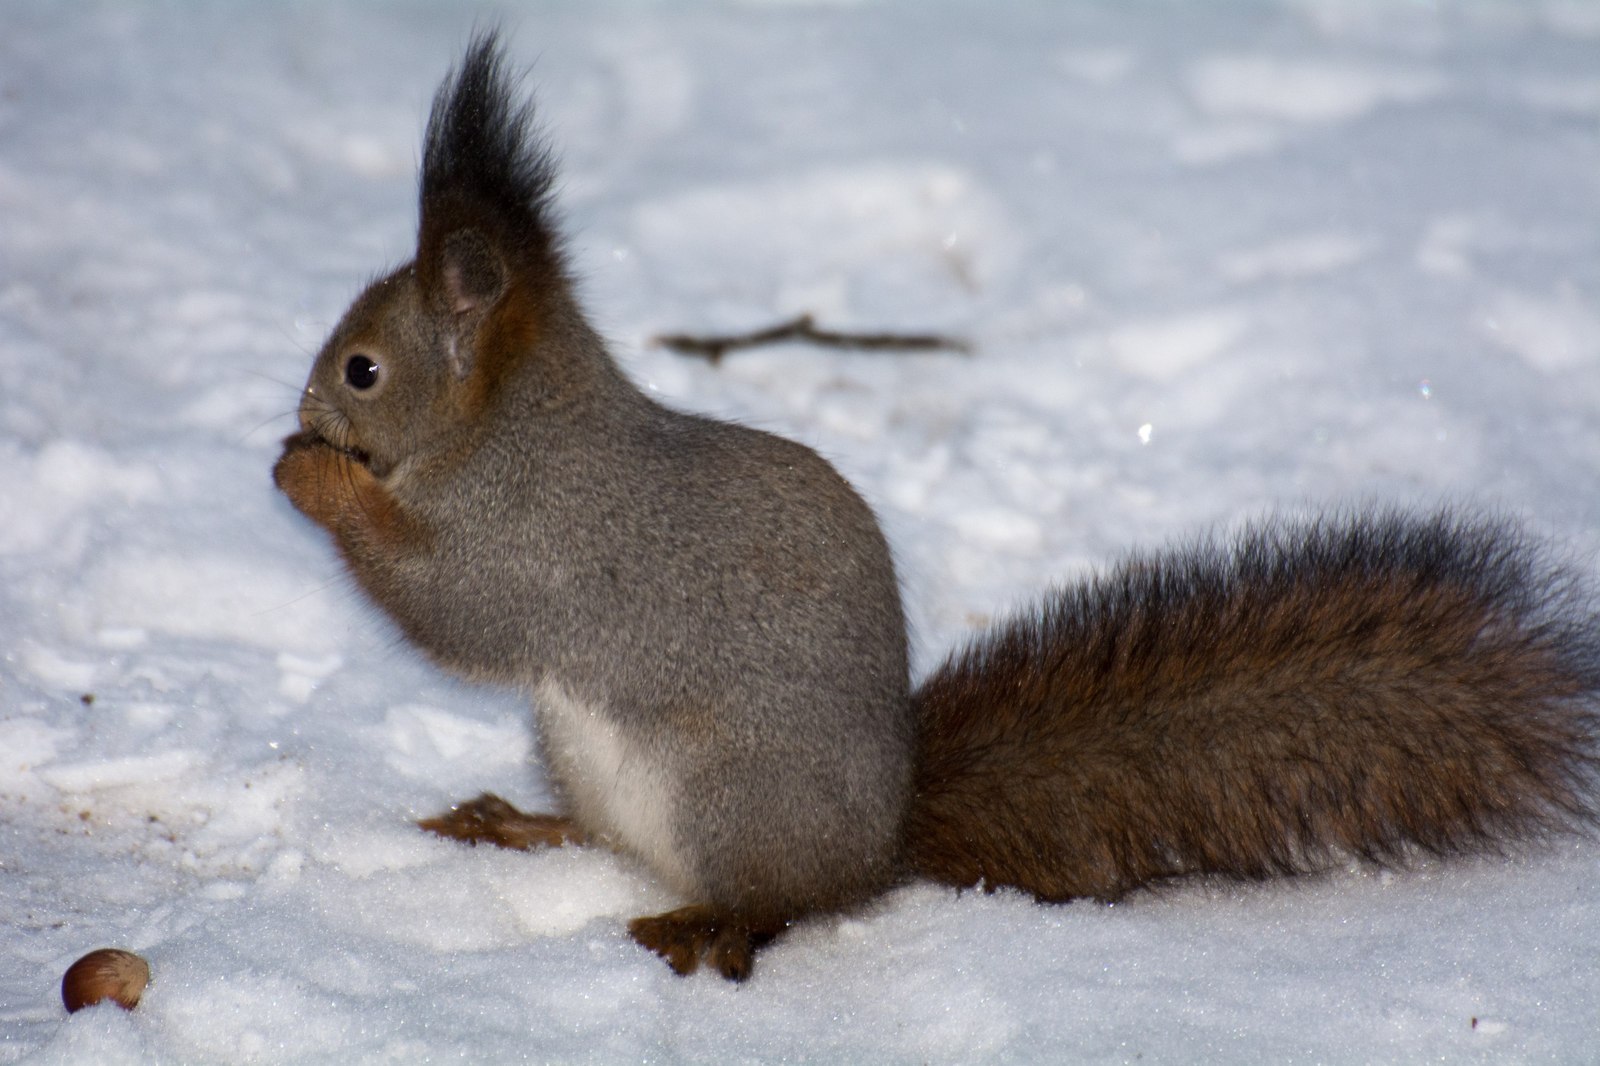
258,571,346,616
239,409,303,447
245,366,307,392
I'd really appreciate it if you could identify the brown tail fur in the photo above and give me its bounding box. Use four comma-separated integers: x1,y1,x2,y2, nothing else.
905,510,1600,900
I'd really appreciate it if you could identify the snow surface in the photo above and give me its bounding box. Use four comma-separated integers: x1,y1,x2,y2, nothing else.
4,1,1600,1062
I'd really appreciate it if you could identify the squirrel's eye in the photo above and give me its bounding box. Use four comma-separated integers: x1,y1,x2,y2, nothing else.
345,354,381,390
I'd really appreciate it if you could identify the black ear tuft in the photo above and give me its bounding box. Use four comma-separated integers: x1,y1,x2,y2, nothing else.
418,31,563,296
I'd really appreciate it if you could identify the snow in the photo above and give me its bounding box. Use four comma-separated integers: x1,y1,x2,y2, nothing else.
3,1,1599,1061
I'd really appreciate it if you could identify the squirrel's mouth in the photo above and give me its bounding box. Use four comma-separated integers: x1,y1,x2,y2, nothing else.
284,427,373,471
338,442,374,469
328,434,373,468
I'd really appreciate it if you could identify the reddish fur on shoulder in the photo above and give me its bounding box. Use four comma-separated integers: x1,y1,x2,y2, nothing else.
462,280,544,420
904,511,1600,901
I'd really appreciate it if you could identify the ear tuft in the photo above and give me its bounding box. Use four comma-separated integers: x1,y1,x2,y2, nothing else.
418,31,564,277
415,31,564,388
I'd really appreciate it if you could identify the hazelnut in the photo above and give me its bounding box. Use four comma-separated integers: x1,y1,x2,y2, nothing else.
61,948,150,1013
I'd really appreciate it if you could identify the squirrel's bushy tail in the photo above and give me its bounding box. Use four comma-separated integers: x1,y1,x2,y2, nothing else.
905,510,1600,900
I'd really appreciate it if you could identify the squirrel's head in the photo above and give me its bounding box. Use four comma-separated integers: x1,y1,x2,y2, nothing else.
293,31,567,479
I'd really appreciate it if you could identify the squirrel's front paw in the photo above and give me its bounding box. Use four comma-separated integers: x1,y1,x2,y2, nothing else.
275,434,428,553
273,433,369,526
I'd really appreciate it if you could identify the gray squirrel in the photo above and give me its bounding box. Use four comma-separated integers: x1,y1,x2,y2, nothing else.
274,33,1600,981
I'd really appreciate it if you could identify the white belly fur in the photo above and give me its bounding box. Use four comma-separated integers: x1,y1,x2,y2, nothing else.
534,679,692,896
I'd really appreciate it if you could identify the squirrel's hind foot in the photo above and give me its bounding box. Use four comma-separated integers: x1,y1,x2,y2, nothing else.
628,905,785,981
418,793,586,850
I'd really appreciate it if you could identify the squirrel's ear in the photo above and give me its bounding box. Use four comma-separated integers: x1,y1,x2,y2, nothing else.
442,230,505,315
439,229,506,380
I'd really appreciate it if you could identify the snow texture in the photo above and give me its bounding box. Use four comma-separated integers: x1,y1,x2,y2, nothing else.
4,1,1600,1062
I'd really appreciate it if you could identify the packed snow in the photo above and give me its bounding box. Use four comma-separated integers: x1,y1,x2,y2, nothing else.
4,2,1599,1062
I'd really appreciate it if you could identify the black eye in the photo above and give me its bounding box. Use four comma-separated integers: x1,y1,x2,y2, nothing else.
345,354,381,390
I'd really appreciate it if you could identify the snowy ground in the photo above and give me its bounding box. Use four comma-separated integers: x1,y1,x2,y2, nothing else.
4,1,1600,1062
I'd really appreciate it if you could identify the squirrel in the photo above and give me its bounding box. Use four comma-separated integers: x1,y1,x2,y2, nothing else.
274,33,1600,981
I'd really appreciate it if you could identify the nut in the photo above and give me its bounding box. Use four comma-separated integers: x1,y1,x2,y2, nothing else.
61,948,150,1013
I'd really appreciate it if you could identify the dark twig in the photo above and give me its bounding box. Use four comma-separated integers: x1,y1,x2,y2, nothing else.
653,313,972,366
